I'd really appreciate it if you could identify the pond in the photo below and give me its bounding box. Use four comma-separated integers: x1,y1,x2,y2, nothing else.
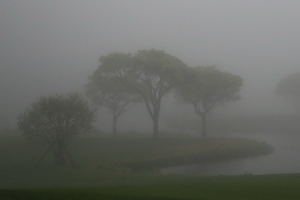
160,133,300,176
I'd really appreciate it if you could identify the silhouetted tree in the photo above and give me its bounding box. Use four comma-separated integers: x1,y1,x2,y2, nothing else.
86,68,141,136
17,93,96,166
176,66,243,137
99,50,187,139
275,72,300,113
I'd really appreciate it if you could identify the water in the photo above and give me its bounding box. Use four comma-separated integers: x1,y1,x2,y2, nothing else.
160,133,300,176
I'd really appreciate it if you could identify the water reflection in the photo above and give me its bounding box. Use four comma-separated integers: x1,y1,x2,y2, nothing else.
160,133,300,176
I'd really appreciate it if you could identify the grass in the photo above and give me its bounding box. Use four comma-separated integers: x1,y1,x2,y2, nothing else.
1,174,300,199
0,134,272,171
0,132,286,199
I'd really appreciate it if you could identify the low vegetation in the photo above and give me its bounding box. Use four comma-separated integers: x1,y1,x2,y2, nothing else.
2,174,300,199
1,132,299,199
0,132,272,189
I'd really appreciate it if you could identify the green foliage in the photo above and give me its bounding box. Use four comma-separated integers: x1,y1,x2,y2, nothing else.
275,72,300,113
18,93,96,140
86,62,142,135
129,50,187,105
17,93,96,166
131,49,187,87
96,49,187,138
177,66,243,113
176,66,243,137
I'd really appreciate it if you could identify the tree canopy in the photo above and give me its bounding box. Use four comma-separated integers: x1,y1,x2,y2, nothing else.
86,65,141,136
17,93,96,166
99,49,187,139
176,66,243,137
275,72,300,113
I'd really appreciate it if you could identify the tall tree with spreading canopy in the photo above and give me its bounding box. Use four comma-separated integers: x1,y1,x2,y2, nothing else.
275,72,300,113
17,93,96,166
85,67,141,136
99,50,187,139
176,66,243,137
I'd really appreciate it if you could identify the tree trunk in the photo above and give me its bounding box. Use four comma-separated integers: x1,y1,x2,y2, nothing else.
112,114,117,137
63,146,75,167
201,114,207,138
55,140,66,166
153,115,159,139
36,144,54,166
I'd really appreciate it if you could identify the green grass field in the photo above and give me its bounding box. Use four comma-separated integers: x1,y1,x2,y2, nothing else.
2,174,300,199
2,132,297,199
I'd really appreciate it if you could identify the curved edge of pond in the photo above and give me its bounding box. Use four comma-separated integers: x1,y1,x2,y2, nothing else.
119,140,273,172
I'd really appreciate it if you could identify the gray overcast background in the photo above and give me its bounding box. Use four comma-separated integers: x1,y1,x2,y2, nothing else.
1,0,300,130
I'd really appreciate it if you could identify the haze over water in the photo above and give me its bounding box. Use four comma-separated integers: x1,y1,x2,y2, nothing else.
161,133,300,176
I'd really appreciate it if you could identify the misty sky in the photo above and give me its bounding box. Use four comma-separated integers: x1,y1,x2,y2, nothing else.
1,0,300,129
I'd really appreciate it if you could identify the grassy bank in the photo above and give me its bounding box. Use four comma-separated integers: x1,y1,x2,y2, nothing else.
0,134,272,171
3,133,296,199
0,134,272,189
1,174,300,199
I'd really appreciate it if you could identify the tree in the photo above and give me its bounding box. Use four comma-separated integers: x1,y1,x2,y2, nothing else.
275,72,300,113
99,50,187,139
17,93,96,166
176,66,243,137
85,69,141,136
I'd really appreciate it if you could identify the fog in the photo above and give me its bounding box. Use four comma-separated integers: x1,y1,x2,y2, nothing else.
1,0,300,131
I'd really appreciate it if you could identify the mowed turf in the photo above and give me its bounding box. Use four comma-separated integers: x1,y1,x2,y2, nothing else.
1,174,300,199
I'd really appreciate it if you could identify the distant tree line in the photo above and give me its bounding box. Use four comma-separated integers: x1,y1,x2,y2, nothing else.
85,49,243,139
16,49,247,166
17,48,300,166
275,72,300,114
